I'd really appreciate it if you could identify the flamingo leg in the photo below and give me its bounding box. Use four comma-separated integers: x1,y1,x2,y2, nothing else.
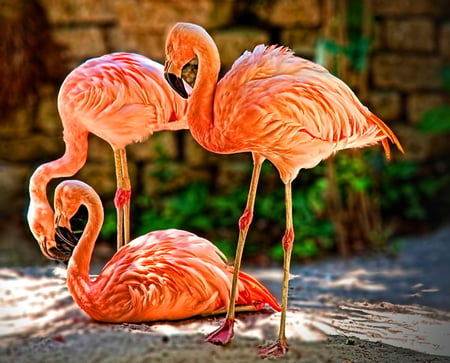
259,181,293,358
113,149,131,250
205,154,265,345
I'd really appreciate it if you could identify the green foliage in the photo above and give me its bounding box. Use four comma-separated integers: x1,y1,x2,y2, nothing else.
417,106,450,134
136,182,216,233
315,0,371,72
334,151,374,192
441,66,450,92
101,164,336,262
393,65,450,222
380,160,447,221
99,148,448,262
417,66,450,134
99,206,117,240
316,37,370,72
256,171,334,261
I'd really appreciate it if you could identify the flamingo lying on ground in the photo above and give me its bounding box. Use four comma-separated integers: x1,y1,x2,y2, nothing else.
53,180,280,323
164,22,404,357
28,52,190,260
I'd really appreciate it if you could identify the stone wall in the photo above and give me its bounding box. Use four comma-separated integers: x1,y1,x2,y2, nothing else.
0,0,449,262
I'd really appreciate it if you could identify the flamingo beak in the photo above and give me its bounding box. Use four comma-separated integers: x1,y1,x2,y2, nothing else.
55,213,78,249
41,236,70,261
164,60,189,99
164,72,189,99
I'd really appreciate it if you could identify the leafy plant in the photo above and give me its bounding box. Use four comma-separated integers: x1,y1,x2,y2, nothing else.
316,0,371,73
380,160,448,221
417,66,450,134
417,106,450,133
100,165,337,262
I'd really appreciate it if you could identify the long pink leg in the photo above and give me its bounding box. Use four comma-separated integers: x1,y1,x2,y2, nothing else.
205,154,265,345
114,148,131,250
259,181,294,357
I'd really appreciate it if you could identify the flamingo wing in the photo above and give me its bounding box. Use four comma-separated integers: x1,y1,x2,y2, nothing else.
214,45,402,178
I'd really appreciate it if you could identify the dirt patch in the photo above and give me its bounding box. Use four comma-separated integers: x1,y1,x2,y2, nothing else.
1,226,450,362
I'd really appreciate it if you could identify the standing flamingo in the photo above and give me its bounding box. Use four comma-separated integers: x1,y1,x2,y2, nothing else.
53,180,281,323
28,52,190,261
164,22,404,357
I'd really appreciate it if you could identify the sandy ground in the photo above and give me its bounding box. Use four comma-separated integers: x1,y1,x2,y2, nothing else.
1,226,450,362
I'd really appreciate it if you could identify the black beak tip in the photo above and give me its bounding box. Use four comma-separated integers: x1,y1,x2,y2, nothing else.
164,72,189,99
45,245,71,262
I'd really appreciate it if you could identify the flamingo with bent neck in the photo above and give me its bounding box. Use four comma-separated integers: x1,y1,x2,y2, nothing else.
27,52,190,261
164,22,404,356
53,179,280,323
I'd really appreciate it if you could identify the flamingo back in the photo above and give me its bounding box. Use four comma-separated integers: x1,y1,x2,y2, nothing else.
58,53,189,150
213,45,403,182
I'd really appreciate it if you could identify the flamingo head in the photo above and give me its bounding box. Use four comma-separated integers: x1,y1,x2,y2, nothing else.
164,23,208,99
53,180,87,251
27,204,71,261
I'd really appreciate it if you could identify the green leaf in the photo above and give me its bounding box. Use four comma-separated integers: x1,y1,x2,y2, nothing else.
293,238,319,258
417,106,450,133
350,175,372,192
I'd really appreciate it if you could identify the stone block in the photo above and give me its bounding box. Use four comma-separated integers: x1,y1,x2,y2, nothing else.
36,90,62,135
393,125,449,162
112,0,235,33
54,27,107,62
86,135,114,162
372,22,383,50
106,27,135,53
0,135,63,162
0,105,33,138
212,28,270,69
0,163,30,203
407,93,447,124
280,28,319,57
372,54,442,91
75,162,118,197
368,90,402,122
41,0,116,24
373,0,450,18
385,19,435,52
112,29,166,61
252,0,321,27
440,22,450,60
127,131,179,162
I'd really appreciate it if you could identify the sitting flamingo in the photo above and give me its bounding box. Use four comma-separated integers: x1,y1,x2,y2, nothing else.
53,180,280,323
28,52,190,261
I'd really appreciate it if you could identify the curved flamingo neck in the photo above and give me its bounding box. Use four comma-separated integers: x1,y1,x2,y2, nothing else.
27,128,89,238
186,30,221,149
66,185,104,298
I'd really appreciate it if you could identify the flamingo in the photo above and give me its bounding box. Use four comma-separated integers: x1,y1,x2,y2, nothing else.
53,179,281,323
164,22,404,357
27,52,190,261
